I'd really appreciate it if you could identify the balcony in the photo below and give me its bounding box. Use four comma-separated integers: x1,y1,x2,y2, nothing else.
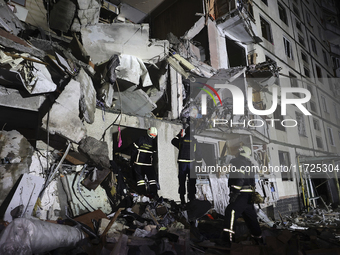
210,0,261,44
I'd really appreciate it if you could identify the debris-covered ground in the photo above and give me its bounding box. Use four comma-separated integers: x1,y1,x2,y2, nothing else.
1,0,340,254
3,192,340,254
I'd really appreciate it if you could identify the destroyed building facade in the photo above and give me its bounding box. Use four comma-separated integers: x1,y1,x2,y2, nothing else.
146,0,340,220
0,0,339,236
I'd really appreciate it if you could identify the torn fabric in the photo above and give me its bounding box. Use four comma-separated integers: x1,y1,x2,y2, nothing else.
116,54,152,87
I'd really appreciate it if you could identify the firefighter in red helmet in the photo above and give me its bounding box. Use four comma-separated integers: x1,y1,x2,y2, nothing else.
131,127,158,197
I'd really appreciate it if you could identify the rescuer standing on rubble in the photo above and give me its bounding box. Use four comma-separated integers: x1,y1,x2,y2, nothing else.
221,146,262,246
131,127,158,198
171,126,202,205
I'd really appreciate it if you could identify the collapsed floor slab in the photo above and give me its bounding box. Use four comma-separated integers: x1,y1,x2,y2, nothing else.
42,79,86,144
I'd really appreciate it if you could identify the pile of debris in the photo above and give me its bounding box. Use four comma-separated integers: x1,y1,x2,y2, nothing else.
0,1,217,254
0,194,213,254
195,206,340,255
0,0,185,222
2,1,338,254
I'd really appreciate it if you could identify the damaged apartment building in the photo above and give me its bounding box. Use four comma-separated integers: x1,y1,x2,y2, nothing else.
146,0,340,219
0,0,340,253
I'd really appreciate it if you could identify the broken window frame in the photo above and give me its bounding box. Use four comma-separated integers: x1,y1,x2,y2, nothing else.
313,118,320,131
278,2,288,25
328,127,335,146
315,64,322,81
283,36,293,59
310,100,317,113
304,66,310,78
322,50,328,66
273,105,285,131
293,4,300,18
192,26,211,65
279,151,293,181
295,111,306,136
289,72,300,98
321,95,328,113
260,16,273,43
296,19,303,32
316,136,323,148
298,34,305,47
310,37,318,55
226,37,247,67
301,50,309,64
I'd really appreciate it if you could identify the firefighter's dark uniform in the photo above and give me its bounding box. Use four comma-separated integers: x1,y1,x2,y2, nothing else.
131,135,158,196
172,128,202,204
223,154,262,242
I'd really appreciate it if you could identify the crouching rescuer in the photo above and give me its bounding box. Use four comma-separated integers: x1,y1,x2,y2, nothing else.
131,127,158,198
221,146,263,246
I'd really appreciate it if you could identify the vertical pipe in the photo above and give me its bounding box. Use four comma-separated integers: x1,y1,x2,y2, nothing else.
333,160,340,203
305,173,311,212
297,156,306,208
308,176,316,208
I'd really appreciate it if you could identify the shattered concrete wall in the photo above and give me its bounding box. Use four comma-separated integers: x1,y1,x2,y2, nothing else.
84,110,182,200
71,0,101,32
0,130,34,205
81,23,169,64
76,68,97,124
42,79,87,144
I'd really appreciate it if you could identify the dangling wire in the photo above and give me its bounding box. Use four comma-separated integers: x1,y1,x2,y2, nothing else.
116,80,123,147
78,164,96,211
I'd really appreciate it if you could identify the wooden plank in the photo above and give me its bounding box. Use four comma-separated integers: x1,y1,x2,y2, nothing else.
101,208,123,242
3,51,48,65
58,151,87,165
73,209,108,231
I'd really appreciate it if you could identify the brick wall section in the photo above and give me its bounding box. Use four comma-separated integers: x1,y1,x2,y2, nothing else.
262,196,303,221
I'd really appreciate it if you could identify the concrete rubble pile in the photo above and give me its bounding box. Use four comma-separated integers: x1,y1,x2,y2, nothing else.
0,0,223,254
192,204,340,254
1,0,338,254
